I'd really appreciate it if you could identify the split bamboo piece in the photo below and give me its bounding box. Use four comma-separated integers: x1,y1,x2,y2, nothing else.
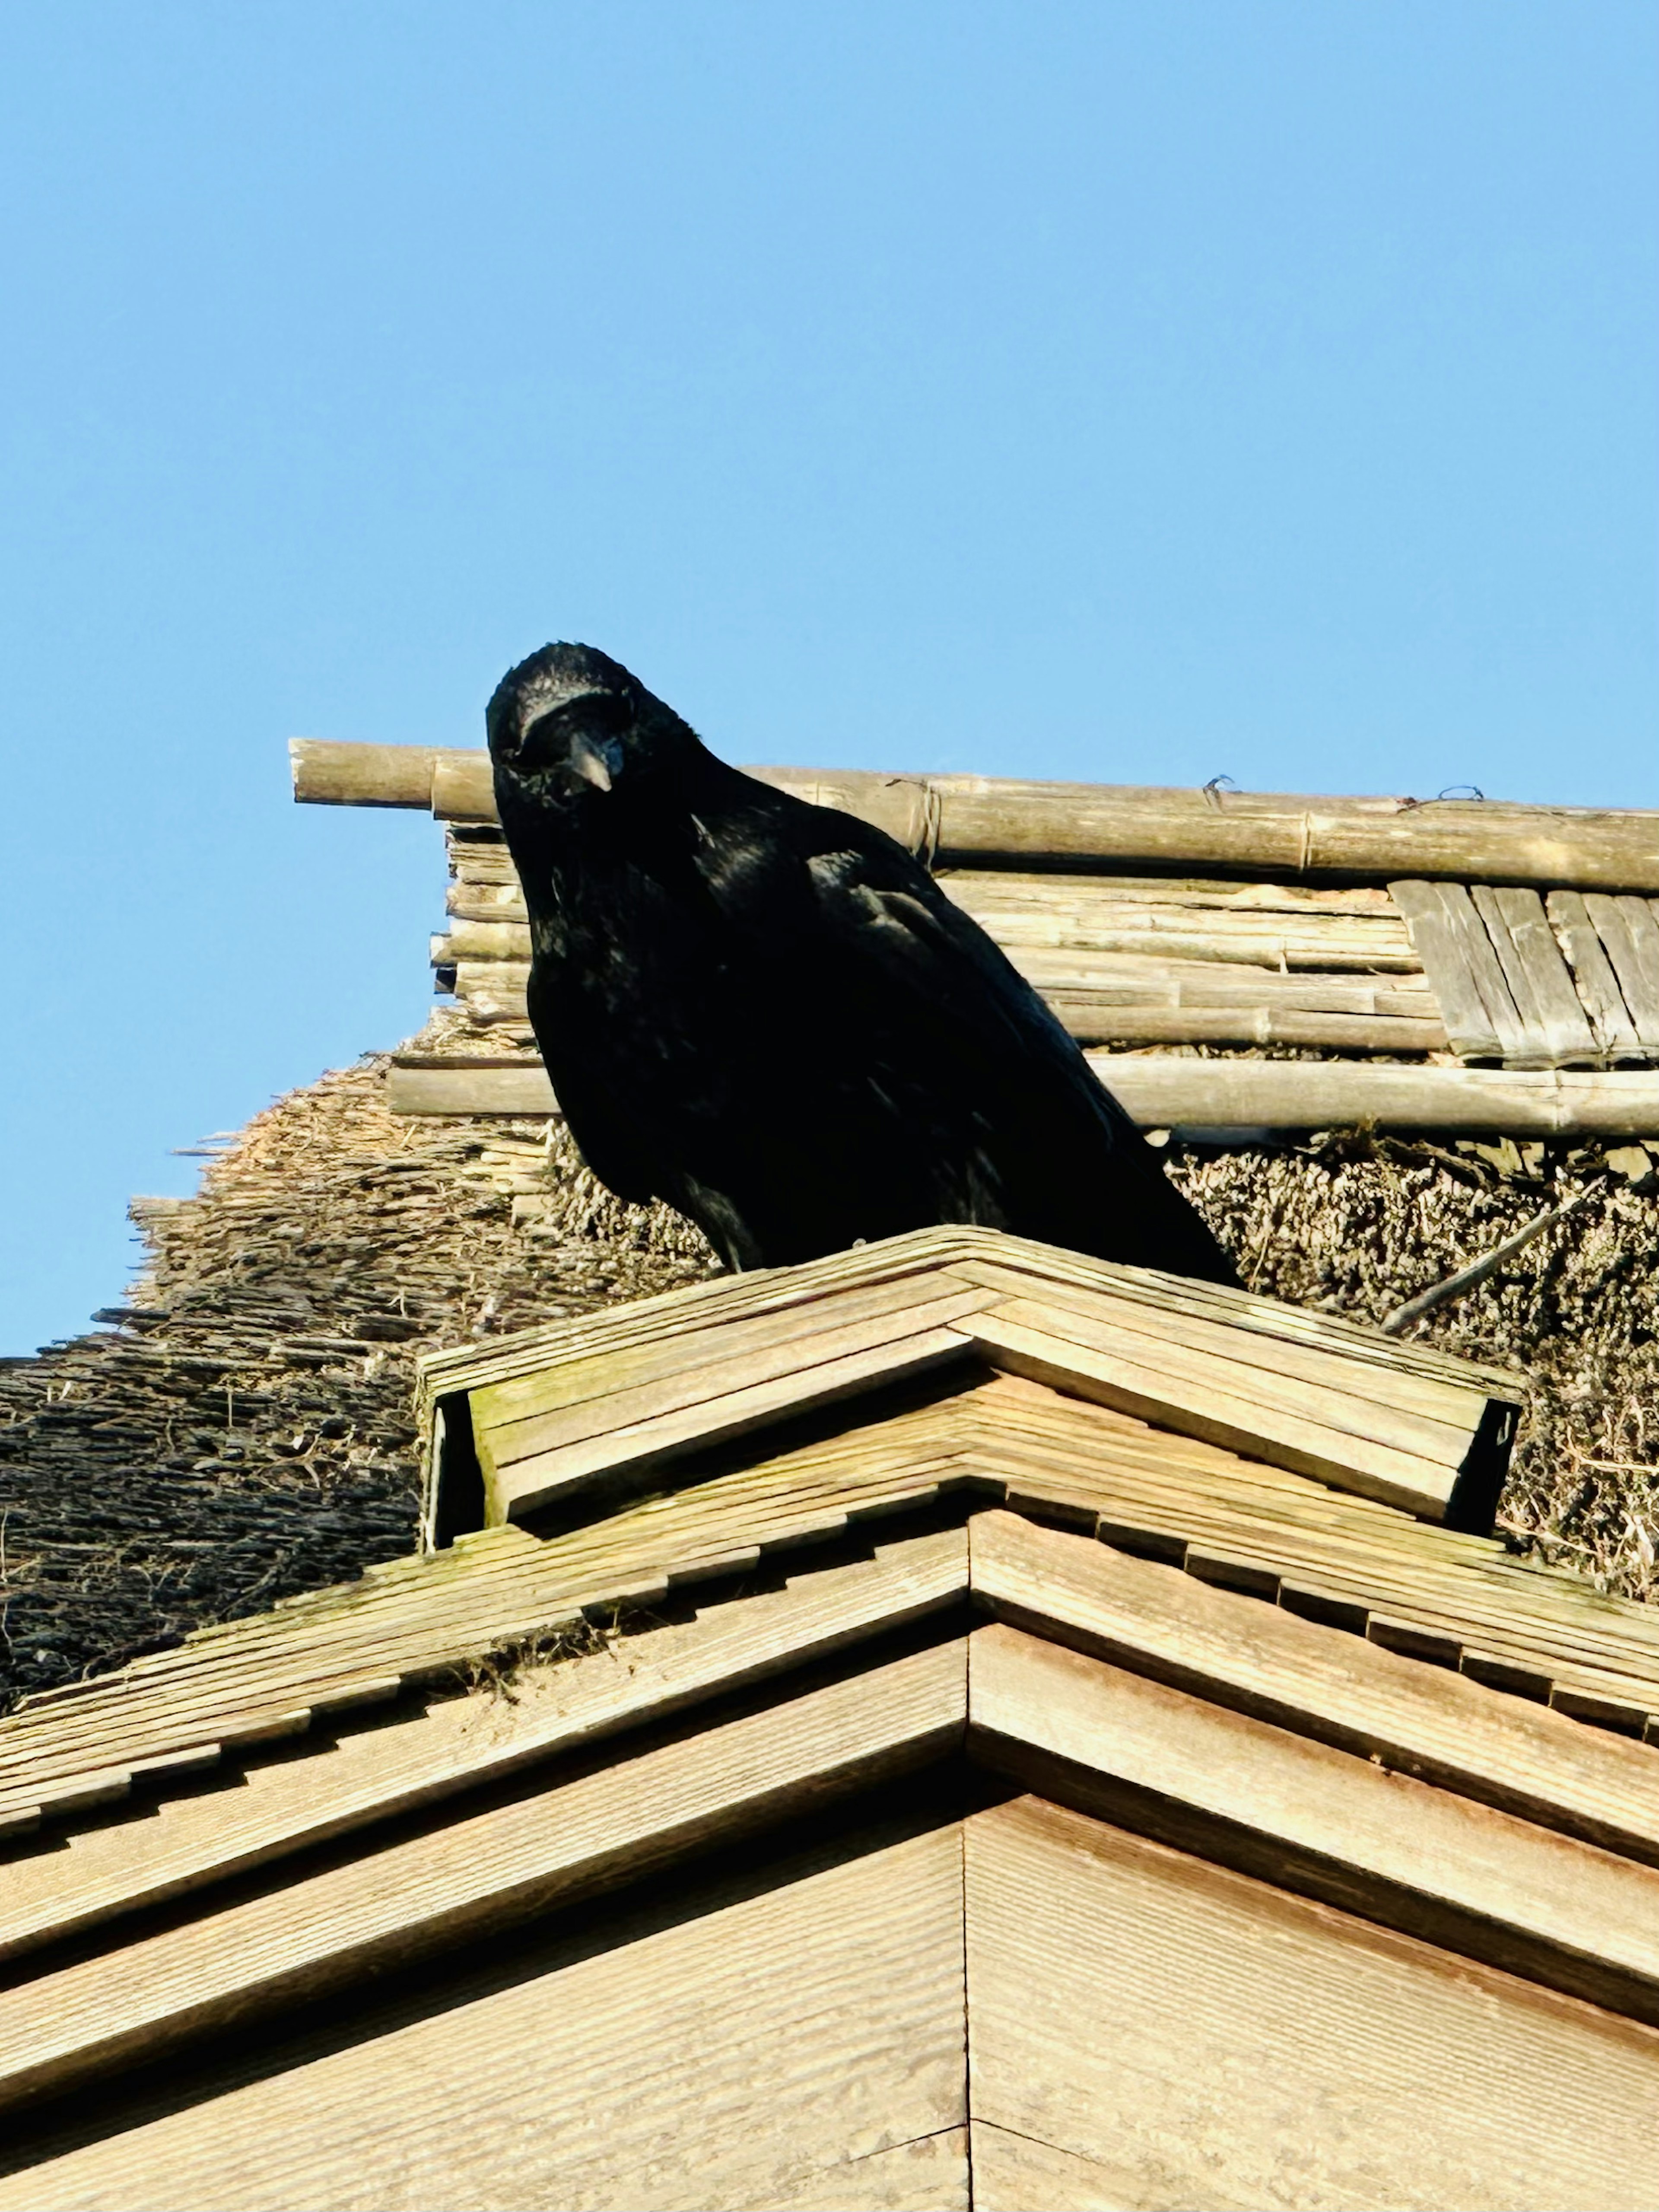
1548,891,1646,1059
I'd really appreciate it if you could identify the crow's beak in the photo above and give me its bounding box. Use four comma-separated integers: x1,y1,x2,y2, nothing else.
570,734,614,792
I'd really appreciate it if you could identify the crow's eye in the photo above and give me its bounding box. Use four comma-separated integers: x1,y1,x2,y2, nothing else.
519,691,630,763
575,691,631,741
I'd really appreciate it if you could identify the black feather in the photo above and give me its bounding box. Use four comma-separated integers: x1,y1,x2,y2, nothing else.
486,642,1238,1285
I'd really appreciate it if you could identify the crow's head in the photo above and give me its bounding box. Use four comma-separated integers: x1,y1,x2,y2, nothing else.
486,643,695,817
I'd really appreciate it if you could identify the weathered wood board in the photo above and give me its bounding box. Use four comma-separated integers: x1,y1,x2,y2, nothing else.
0,1827,969,2212
965,1796,1659,2212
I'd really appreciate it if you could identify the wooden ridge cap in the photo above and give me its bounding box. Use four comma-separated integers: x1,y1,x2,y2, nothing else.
417,1225,1518,1411
430,1226,1519,1540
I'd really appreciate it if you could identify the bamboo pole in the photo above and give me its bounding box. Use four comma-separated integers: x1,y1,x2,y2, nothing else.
291,740,1659,891
1380,1183,1602,1334
384,1053,1659,1134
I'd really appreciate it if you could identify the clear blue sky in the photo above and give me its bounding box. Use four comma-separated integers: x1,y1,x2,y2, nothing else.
1,1,1654,1354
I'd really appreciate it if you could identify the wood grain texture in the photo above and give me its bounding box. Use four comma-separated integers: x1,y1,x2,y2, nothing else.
737,2130,970,2211
487,1313,979,1525
1584,896,1659,1050
474,1272,990,1464
455,1222,1510,1527
0,1827,968,2212
1548,889,1644,1058
0,1531,969,1964
424,1221,1515,1443
1475,886,1602,1068
0,1641,967,2114
968,2122,1141,2212
967,1624,1659,2023
963,1307,1464,1518
947,1257,1499,1417
965,1796,1659,2212
969,1512,1659,1865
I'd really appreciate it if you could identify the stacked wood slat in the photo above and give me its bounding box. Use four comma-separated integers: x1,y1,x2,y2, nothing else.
426,830,1659,1091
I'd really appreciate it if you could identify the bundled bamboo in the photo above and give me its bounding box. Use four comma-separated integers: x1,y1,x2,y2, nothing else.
432,830,1443,1053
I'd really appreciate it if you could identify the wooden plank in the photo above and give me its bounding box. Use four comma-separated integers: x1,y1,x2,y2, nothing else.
742,2130,971,2211
968,1512,1659,1866
417,1231,982,1409
1478,886,1602,1068
296,742,1659,890
0,1532,969,1964
489,1321,980,1524
903,1231,1516,1395
974,1293,1488,1512
945,1257,1503,1425
0,1829,968,2212
965,2122,1138,2212
9,1375,1657,1844
963,1308,1462,1518
430,1216,1507,1432
474,1269,990,1440
0,1641,966,2116
1389,877,1502,1057
1548,889,1644,1058
965,1797,1659,2212
1431,882,1532,1061
977,1288,1487,1463
1584,895,1659,1050
967,1624,1659,2024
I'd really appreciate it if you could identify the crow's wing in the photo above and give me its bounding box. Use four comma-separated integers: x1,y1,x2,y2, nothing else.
693,795,1136,1139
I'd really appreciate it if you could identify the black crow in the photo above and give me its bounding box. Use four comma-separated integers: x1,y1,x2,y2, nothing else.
486,643,1238,1285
